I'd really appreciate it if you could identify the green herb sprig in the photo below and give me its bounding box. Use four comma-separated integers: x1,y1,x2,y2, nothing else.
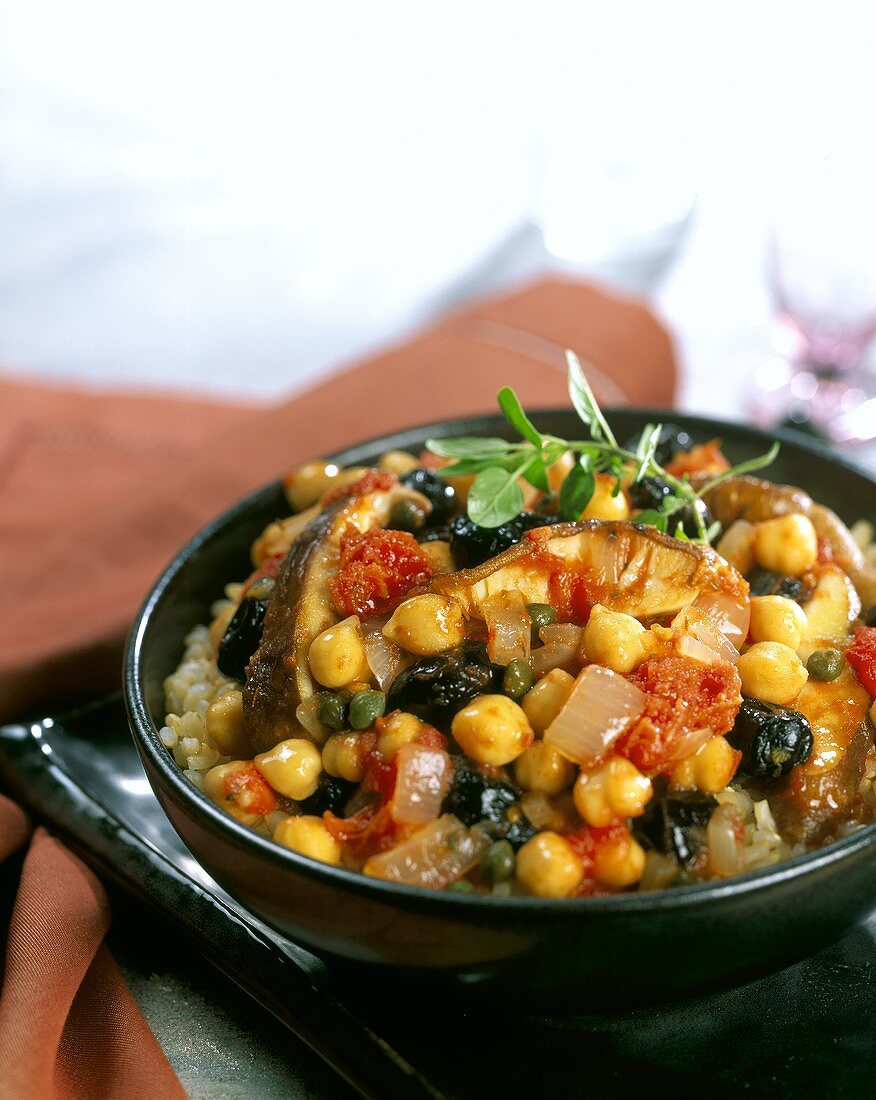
426,350,779,545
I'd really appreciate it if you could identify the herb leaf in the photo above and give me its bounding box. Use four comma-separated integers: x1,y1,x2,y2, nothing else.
467,467,526,528
566,350,618,447
426,437,514,460
558,460,595,520
497,387,543,448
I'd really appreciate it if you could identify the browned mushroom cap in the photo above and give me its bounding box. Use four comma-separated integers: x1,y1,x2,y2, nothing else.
243,482,429,753
433,520,747,621
701,474,876,610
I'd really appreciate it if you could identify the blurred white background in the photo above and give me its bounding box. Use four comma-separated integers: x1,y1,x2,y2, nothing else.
1,0,875,423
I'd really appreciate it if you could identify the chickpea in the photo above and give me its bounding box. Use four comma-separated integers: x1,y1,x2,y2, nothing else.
521,669,575,735
451,694,534,766
378,450,420,476
737,641,808,705
516,831,583,898
308,616,371,689
205,690,249,757
592,830,647,888
377,710,427,758
514,741,574,796
203,761,275,826
715,519,757,575
690,735,739,794
582,474,630,522
749,595,807,649
420,539,455,575
753,513,818,576
382,594,466,655
273,815,342,865
573,756,652,827
583,605,646,674
254,738,323,800
282,461,343,512
322,732,366,782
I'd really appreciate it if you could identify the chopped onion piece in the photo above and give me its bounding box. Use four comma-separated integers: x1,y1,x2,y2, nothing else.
391,744,451,825
707,802,743,877
362,617,408,690
665,725,714,764
295,696,328,743
363,814,491,888
691,590,750,650
544,665,645,767
483,592,531,666
677,633,724,667
529,624,585,677
520,790,557,830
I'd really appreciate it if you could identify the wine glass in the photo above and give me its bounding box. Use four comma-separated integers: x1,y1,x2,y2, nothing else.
750,165,876,444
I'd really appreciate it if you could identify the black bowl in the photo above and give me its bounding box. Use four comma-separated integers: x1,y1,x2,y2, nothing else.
124,409,876,1006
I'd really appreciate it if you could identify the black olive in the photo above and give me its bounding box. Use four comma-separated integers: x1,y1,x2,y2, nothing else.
449,512,562,568
727,698,813,779
624,424,694,467
638,790,718,867
417,524,452,544
387,642,501,716
628,475,711,537
217,597,268,682
863,605,876,628
298,773,356,816
746,567,809,603
441,758,536,850
400,468,457,525
628,476,675,512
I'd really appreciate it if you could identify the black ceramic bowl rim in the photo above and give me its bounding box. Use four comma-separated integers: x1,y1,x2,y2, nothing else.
125,408,876,917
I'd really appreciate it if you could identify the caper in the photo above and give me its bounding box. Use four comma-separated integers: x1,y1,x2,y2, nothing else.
526,602,557,643
388,499,428,532
502,658,535,700
806,648,846,681
446,879,475,893
480,839,516,884
348,689,386,730
317,692,348,731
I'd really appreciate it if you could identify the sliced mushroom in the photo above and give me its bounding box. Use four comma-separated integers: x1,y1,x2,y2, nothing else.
771,670,872,844
432,520,747,621
243,482,429,753
702,474,876,611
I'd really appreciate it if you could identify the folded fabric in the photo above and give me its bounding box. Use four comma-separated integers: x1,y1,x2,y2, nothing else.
0,795,185,1099
0,276,676,721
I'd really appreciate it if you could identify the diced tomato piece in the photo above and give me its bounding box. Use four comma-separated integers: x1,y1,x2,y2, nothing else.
329,526,432,617
324,803,397,858
223,763,277,817
413,725,448,752
847,627,876,696
617,655,742,772
322,469,397,506
665,441,730,478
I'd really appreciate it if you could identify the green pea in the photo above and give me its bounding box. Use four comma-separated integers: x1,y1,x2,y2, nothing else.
480,839,516,884
446,880,475,894
806,648,845,682
317,692,348,731
388,498,427,532
503,658,535,700
349,689,386,730
526,602,557,643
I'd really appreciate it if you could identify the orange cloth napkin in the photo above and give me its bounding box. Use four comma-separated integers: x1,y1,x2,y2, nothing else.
0,275,676,1099
0,795,185,1099
0,276,676,721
